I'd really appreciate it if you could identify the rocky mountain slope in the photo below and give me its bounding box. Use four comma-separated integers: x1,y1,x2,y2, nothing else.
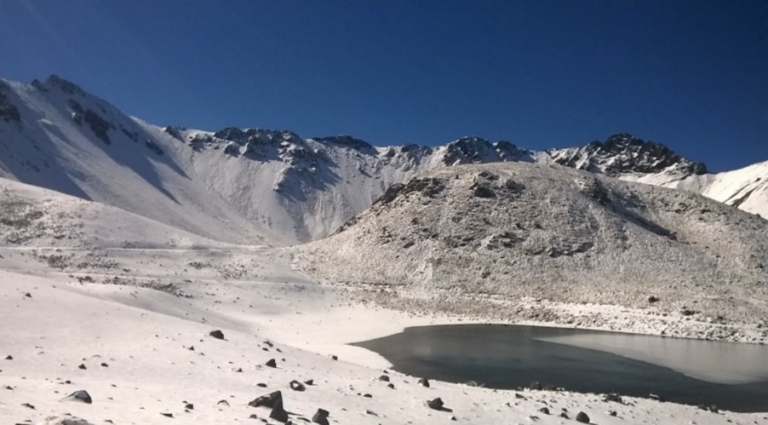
0,74,765,247
296,162,768,323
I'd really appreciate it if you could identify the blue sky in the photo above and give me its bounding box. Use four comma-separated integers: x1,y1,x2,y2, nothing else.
1,0,766,171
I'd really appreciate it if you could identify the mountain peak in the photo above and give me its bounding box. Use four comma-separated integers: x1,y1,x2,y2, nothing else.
548,133,707,177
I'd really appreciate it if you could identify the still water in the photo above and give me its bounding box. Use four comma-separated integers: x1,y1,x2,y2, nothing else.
353,324,768,412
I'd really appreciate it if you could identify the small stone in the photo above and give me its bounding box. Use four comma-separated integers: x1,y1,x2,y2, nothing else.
184,403,194,410
378,374,390,382
160,413,173,418
78,364,87,370
64,390,92,404
538,407,549,415
290,380,306,391
304,379,314,386
209,330,225,340
427,398,444,410
575,411,590,423
266,359,277,368
217,400,230,406
312,408,330,425
418,378,430,388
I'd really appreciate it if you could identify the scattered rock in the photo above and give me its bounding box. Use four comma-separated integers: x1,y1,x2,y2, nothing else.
290,380,306,391
608,410,617,417
304,379,314,385
603,393,623,403
418,378,430,388
101,362,109,368
648,295,660,303
266,358,277,368
269,399,289,422
63,390,93,404
160,413,173,418
330,355,338,361
427,397,444,410
184,403,194,410
21,402,35,409
4,355,12,360
387,383,395,389
378,374,390,382
311,408,330,425
209,330,225,340
78,364,87,370
248,390,283,408
217,400,230,407
538,407,550,415
575,411,590,423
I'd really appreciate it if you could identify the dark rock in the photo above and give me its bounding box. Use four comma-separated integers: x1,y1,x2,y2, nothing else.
4,355,12,360
304,379,314,386
575,411,590,423
233,367,243,373
387,383,395,389
559,412,569,419
538,407,549,415
427,398,444,410
603,393,623,403
64,390,92,404
209,330,225,340
418,378,430,388
269,399,289,422
101,363,109,367
257,383,268,388
266,358,277,368
84,109,111,144
378,374,390,382
362,393,372,398
648,295,660,303
330,355,338,361
160,413,173,418
608,410,617,416
248,414,259,419
290,380,306,391
472,183,496,198
217,400,230,406
184,403,194,410
21,402,35,409
78,364,87,370
145,139,165,155
248,390,282,408
311,408,330,425
681,308,697,317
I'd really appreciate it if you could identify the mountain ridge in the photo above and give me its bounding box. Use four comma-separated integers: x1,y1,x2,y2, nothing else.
0,74,765,246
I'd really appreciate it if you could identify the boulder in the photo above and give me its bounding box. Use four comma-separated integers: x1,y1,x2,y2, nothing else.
209,330,225,340
312,408,330,425
575,411,590,423
269,399,289,422
248,390,282,408
64,390,92,404
290,380,306,391
266,358,277,368
427,398,444,410
417,378,430,388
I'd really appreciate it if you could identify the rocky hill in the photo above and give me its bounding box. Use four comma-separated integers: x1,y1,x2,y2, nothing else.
296,162,768,323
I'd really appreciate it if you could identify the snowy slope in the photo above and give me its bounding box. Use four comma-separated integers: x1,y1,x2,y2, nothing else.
0,76,272,245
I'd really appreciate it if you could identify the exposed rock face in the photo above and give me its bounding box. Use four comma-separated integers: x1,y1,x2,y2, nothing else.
84,109,111,144
298,162,768,322
0,82,20,123
547,133,707,177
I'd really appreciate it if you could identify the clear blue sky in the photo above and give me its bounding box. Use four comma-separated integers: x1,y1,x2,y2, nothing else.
1,0,766,171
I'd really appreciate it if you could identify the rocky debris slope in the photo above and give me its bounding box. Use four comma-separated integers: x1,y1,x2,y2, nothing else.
297,161,768,324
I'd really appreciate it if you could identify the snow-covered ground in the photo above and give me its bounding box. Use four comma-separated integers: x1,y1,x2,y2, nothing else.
1,175,767,425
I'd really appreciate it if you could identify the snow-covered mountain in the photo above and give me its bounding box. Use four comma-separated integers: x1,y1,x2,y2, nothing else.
0,74,765,246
